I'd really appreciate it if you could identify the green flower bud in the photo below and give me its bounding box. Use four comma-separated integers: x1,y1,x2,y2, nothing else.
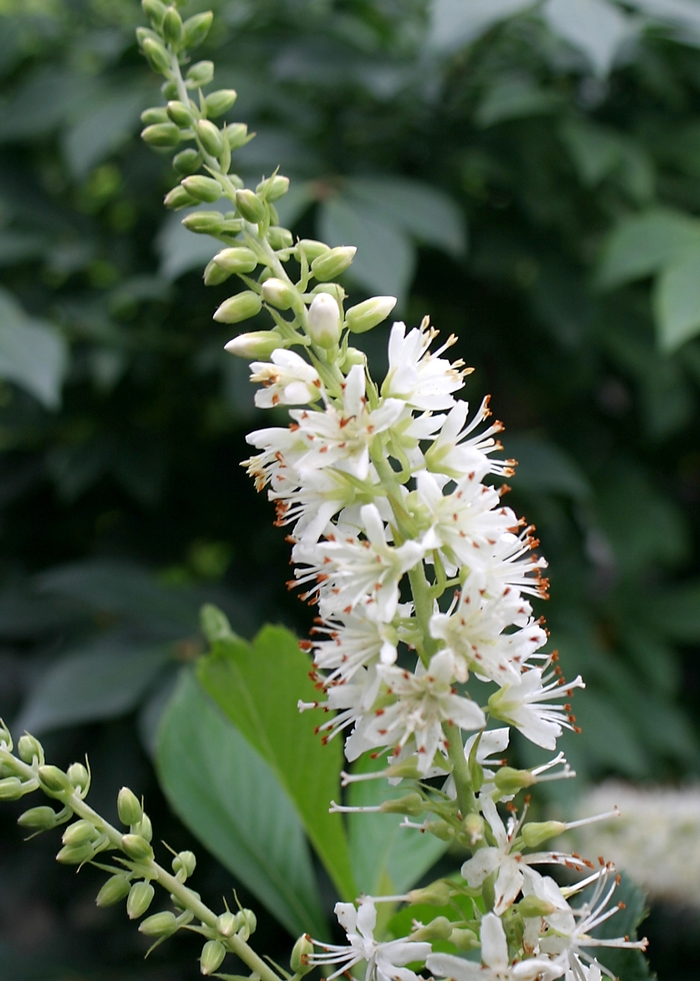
142,37,171,73
221,218,245,234
96,874,132,908
0,777,24,801
311,246,356,282
204,258,231,286
494,766,536,795
142,0,166,27
310,282,345,304
121,833,154,861
225,122,250,150
205,89,238,118
172,850,197,878
341,346,367,370
298,239,329,262
141,106,169,125
131,813,153,842
200,939,226,975
268,226,294,250
411,916,453,941
0,724,11,750
173,148,202,174
186,60,214,88
423,819,455,841
407,881,452,906
182,175,222,203
141,123,182,148
127,881,155,919
18,805,59,831
217,911,237,937
520,820,566,849
62,819,97,846
345,295,397,334
379,792,424,816
450,927,479,951
235,188,266,223
18,734,43,765
166,100,193,126
139,910,178,936
162,6,183,45
213,291,262,324
235,908,256,940
117,787,143,826
290,934,314,974
196,119,224,157
57,840,95,865
256,174,290,202
38,765,71,794
164,185,196,209
262,277,296,310
161,79,178,100
224,330,282,359
136,26,160,47
213,247,258,274
182,11,213,49
517,896,558,920
67,762,89,793
307,292,341,348
463,812,485,845
181,211,224,234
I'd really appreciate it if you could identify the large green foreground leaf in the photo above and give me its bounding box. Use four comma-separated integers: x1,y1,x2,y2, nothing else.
157,670,327,938
197,614,357,902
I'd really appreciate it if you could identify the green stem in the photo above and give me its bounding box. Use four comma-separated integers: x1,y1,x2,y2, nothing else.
444,725,478,819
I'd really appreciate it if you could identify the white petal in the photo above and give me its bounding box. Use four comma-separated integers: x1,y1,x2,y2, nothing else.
480,912,509,972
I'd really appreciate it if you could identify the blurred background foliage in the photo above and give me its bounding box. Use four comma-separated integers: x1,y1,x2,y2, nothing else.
2,0,700,977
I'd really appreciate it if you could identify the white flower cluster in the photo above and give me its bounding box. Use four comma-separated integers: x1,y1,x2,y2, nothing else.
239,311,646,981
575,781,700,908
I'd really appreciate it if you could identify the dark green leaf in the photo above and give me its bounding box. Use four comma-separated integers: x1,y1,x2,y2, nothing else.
0,287,68,409
596,209,700,289
653,242,700,351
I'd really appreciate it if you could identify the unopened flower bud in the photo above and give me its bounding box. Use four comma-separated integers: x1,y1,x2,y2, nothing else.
307,293,341,348
172,850,197,878
96,874,132,908
0,777,24,800
256,174,290,202
290,934,314,974
204,258,231,286
235,908,256,940
197,119,224,157
186,60,214,88
341,346,367,370
38,765,71,794
213,247,258,274
311,282,345,304
164,185,196,210
298,239,329,262
268,226,294,250
141,123,181,148
182,211,224,235
494,766,536,795
225,123,250,150
142,37,171,73
18,805,59,831
141,106,169,125
520,820,566,849
162,6,183,45
205,89,238,118
182,11,213,49
216,911,237,936
121,833,154,861
463,813,485,845
262,277,296,310
224,330,281,359
142,0,166,26
57,840,95,864
18,734,43,765
213,291,262,324
140,910,178,936
200,939,226,975
450,927,479,950
407,881,452,906
166,100,193,126
235,188,266,223
517,896,558,918
182,176,222,203
311,246,356,282
345,295,397,334
127,881,155,919
411,916,453,941
383,758,422,780
62,820,97,846
173,148,202,174
67,762,89,793
379,792,424,816
118,787,143,826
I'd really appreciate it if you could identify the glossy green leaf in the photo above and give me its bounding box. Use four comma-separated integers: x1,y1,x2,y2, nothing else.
347,754,447,896
428,0,536,52
197,617,357,902
0,287,68,409
157,670,327,938
543,0,635,76
653,242,700,351
596,209,700,289
62,88,147,179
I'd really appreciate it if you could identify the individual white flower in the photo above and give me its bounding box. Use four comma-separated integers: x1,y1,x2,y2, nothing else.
308,899,431,981
382,319,468,411
309,605,404,687
243,424,308,491
425,399,514,481
483,527,549,599
344,650,486,773
268,466,362,544
249,349,322,408
427,912,562,981
488,668,585,751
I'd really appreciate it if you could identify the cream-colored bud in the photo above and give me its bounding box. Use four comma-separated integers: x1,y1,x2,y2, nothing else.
307,293,341,348
345,295,397,333
224,331,282,360
261,277,296,310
